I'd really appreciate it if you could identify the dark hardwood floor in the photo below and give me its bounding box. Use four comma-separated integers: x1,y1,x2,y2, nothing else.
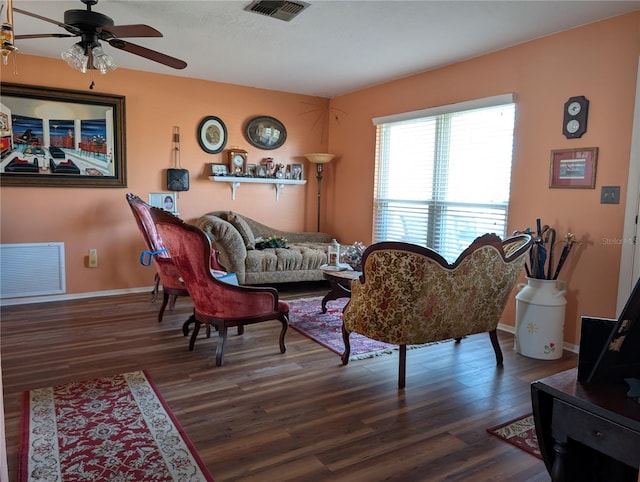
1,282,574,481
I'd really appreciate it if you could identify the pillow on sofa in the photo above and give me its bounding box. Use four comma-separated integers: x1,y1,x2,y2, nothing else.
227,212,256,250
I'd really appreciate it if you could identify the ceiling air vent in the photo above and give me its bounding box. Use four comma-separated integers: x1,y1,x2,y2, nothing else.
244,0,310,22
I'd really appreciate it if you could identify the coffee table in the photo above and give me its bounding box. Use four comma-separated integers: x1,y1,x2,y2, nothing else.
321,268,362,313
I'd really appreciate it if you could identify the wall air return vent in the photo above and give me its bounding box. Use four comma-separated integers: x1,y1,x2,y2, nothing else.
244,0,310,22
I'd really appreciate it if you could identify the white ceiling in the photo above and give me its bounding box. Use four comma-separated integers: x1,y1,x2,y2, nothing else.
7,0,640,98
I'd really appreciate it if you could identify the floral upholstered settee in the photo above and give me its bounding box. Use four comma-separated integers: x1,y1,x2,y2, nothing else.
341,234,533,388
196,211,336,285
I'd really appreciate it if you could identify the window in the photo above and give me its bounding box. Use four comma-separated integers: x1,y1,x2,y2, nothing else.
372,94,516,262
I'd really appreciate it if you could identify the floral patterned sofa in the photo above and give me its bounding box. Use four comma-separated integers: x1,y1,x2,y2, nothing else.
196,211,336,285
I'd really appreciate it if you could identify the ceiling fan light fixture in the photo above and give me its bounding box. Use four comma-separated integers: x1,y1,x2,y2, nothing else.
61,42,88,73
91,43,116,74
14,1,187,71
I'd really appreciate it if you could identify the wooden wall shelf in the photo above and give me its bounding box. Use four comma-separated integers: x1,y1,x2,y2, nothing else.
209,176,307,201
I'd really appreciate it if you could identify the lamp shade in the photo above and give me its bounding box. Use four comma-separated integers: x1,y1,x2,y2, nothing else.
304,153,335,164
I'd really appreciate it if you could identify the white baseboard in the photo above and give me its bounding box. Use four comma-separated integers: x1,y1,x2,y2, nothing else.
0,294,582,355
0,286,154,306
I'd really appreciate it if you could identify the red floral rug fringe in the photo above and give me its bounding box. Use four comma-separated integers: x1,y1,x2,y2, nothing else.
486,413,542,459
19,370,214,481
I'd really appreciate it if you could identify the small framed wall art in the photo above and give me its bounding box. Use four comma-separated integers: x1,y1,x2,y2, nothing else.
197,116,227,154
549,147,598,189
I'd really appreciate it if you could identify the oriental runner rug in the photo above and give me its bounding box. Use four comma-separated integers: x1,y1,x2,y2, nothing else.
486,413,542,459
19,370,214,482
287,296,397,359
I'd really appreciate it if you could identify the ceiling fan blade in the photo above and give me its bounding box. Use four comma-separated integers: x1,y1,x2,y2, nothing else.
15,33,75,40
98,24,162,39
12,7,82,36
108,39,187,70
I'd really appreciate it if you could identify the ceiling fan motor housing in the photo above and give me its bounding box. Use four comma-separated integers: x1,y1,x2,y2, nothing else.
64,9,114,32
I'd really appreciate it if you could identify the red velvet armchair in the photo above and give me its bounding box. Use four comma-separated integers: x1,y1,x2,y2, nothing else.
126,193,191,325
127,193,227,334
150,206,290,366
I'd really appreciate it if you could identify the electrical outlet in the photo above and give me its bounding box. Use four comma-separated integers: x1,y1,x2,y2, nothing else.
601,186,620,204
89,249,98,268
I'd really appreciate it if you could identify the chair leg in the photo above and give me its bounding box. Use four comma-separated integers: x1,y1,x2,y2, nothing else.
489,329,504,365
168,294,178,311
182,312,195,336
151,273,160,302
341,325,351,365
278,314,288,353
158,292,170,322
399,344,407,389
189,321,201,351
237,324,244,335
215,324,228,366
184,316,216,338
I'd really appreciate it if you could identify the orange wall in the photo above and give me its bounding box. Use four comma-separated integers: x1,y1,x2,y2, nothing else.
1,12,639,347
326,12,640,346
0,60,330,294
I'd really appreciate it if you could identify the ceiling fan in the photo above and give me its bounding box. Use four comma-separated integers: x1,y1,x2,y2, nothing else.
12,0,187,73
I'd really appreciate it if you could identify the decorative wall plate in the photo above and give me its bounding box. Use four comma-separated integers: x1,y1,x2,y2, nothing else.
245,116,287,150
197,116,227,154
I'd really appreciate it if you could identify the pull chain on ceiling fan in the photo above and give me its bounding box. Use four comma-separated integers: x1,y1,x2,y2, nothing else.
12,0,186,74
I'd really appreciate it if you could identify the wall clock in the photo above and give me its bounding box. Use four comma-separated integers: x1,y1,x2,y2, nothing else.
562,96,589,139
227,148,248,175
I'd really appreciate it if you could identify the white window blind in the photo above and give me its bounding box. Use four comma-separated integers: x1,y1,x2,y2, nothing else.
372,95,516,263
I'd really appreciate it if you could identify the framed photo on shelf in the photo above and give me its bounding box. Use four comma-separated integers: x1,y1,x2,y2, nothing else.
210,163,228,176
256,165,267,178
289,163,303,180
149,192,178,214
247,164,257,177
549,147,598,189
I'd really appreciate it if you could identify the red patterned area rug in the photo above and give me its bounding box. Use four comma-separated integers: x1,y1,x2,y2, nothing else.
19,370,214,482
486,413,542,459
287,296,397,359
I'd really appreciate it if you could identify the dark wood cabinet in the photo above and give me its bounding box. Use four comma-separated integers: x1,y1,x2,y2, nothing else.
531,368,640,482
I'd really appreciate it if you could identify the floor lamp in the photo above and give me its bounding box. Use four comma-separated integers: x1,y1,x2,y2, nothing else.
304,153,335,232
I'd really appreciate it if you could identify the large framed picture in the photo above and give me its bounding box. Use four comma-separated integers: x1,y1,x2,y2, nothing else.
245,116,287,150
197,116,227,154
0,83,126,187
549,147,598,189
